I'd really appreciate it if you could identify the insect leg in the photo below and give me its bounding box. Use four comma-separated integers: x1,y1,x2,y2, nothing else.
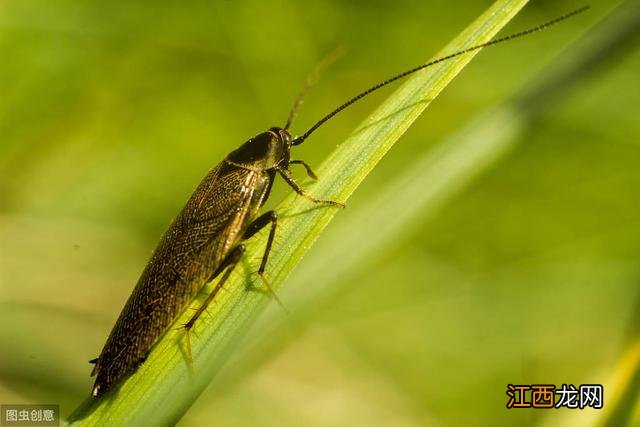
243,211,286,310
182,244,246,332
289,160,318,180
276,167,345,208
244,211,276,272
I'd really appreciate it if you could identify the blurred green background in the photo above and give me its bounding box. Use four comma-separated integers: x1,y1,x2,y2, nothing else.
1,0,639,426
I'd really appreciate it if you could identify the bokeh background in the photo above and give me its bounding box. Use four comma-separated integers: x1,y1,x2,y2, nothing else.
1,0,639,426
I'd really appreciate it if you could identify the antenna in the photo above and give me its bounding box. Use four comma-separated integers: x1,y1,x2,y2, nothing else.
291,5,589,146
284,46,346,131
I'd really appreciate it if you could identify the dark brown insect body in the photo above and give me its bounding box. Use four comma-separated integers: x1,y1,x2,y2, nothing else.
90,128,312,397
89,6,587,398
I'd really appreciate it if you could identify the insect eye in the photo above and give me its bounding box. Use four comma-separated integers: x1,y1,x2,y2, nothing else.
270,127,291,147
281,131,291,146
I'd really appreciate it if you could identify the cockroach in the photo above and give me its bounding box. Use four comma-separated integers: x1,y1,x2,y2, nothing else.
89,6,588,397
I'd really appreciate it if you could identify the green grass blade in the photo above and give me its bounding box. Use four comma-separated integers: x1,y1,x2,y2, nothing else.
230,0,635,389
68,0,529,424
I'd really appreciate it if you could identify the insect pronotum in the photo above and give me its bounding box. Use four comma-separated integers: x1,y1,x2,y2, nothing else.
89,6,589,397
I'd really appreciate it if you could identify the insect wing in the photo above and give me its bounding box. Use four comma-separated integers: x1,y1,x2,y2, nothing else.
91,160,261,394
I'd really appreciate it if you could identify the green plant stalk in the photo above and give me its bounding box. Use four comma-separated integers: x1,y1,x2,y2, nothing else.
214,0,639,405
68,0,529,424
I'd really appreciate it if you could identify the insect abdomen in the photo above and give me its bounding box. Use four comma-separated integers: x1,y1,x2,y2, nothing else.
91,161,269,397
91,217,206,396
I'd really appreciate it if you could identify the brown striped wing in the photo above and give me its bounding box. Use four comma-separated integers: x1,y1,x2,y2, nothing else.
91,160,270,395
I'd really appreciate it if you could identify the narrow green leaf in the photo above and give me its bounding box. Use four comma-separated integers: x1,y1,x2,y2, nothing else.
68,0,529,424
